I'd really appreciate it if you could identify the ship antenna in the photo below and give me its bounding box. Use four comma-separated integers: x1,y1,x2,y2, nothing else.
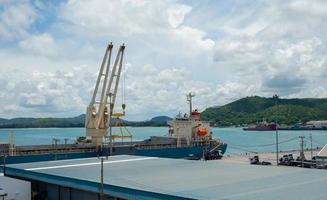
187,92,195,116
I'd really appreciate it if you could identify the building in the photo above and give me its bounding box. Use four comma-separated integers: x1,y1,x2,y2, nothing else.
305,120,327,128
4,155,327,200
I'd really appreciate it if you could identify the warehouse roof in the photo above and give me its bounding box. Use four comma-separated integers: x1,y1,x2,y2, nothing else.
5,155,327,200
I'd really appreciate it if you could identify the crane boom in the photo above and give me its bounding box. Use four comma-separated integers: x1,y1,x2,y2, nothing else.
85,43,126,146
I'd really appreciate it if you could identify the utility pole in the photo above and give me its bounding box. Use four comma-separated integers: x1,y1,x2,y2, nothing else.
64,138,68,146
2,155,6,176
273,94,279,166
9,131,15,156
64,138,69,152
299,136,305,168
100,157,104,199
310,134,313,159
109,92,113,156
52,138,60,160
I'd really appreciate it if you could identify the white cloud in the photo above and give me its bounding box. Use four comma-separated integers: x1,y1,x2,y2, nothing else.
1,0,327,119
171,26,215,52
210,0,327,98
0,2,37,40
216,82,258,99
59,0,213,55
168,4,192,28
140,64,157,75
60,0,171,36
289,0,327,16
124,64,260,120
0,67,95,118
19,33,58,57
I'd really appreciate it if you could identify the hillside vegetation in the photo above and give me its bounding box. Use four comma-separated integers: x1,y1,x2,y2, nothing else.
201,96,327,126
1,96,326,128
0,115,85,128
0,115,172,128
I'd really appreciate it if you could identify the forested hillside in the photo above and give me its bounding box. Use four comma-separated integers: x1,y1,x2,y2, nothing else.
201,96,327,126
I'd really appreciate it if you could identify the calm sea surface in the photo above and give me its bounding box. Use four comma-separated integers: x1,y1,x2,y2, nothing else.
1,127,327,155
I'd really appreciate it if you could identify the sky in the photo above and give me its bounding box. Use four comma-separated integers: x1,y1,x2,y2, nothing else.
0,0,326,120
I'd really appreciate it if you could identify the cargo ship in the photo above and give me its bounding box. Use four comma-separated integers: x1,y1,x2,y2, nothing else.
0,43,227,164
79,92,227,160
133,92,227,160
243,120,277,131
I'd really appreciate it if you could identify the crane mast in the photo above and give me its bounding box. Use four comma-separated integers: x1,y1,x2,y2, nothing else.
85,43,126,147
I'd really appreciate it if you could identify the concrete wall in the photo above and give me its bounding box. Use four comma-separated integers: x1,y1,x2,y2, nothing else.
0,176,31,200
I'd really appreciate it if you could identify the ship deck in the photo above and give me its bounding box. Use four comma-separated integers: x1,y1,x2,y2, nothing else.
5,155,327,200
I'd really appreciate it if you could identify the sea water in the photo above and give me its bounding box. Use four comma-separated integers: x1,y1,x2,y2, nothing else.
0,127,327,155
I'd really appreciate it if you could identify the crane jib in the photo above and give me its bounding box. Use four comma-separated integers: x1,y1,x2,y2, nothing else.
85,43,126,147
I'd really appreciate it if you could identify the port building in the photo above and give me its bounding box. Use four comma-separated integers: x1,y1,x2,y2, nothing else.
305,120,327,128
4,155,327,200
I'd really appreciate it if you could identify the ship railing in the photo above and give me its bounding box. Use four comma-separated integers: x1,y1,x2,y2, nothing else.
134,144,192,150
134,141,212,150
5,145,98,156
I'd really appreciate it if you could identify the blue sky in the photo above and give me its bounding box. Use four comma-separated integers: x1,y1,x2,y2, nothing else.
0,0,326,120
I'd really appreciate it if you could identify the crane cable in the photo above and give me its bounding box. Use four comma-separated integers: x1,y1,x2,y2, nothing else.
230,136,299,148
228,145,258,153
122,60,126,106
310,138,326,146
118,57,133,142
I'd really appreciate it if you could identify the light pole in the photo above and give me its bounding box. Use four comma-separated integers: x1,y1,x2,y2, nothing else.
52,138,60,160
100,157,104,199
108,92,113,156
2,155,6,175
299,136,305,168
273,94,279,166
310,133,313,159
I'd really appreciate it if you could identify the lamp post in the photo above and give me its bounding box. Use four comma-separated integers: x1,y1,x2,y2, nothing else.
100,157,104,199
310,133,313,159
2,155,6,175
273,94,279,166
108,92,113,156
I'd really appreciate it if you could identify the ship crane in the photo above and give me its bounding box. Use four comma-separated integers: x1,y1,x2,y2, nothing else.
85,43,126,147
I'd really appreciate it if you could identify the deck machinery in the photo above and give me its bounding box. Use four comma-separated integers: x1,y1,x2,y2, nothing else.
85,43,128,148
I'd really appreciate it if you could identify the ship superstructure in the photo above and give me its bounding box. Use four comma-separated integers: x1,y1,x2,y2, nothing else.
168,93,215,146
156,93,227,159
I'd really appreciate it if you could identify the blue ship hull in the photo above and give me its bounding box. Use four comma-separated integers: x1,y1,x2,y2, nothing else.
135,146,205,159
1,143,227,167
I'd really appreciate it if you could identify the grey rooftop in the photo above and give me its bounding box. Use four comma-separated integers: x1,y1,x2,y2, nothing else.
5,155,327,200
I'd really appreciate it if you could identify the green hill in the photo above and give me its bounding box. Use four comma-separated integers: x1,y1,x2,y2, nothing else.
201,96,327,126
0,115,172,128
0,115,85,128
